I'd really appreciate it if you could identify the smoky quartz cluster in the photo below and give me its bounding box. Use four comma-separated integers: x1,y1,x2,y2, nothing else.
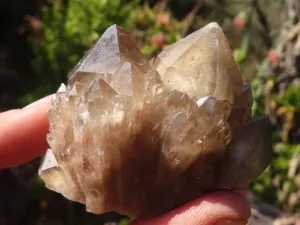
39,23,273,217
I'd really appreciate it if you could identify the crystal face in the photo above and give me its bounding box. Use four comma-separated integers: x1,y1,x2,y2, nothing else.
39,23,273,217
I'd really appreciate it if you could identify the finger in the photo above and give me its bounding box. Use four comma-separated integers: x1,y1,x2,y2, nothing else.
0,96,52,169
132,190,251,225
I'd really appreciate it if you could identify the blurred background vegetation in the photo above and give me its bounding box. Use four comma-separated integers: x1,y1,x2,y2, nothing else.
0,0,300,224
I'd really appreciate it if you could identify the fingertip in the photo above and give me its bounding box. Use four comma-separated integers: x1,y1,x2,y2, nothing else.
23,95,53,110
133,190,251,225
0,100,51,169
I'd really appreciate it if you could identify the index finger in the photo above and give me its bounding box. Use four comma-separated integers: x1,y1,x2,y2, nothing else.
0,96,51,169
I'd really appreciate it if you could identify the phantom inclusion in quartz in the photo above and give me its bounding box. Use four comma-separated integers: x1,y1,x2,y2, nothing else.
39,23,273,217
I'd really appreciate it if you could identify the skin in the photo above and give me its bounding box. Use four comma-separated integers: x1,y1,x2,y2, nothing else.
0,96,251,225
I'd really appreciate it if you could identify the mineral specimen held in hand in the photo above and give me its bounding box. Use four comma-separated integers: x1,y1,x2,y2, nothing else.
39,23,273,217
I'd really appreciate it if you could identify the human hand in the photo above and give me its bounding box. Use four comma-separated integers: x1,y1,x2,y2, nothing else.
0,95,51,169
0,96,251,225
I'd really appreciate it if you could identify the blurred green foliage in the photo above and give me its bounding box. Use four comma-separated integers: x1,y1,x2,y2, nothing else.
118,218,130,225
252,143,300,212
250,58,270,116
273,86,300,110
251,73,300,212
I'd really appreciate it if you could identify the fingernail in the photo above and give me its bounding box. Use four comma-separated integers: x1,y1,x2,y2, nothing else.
215,219,248,225
23,95,53,109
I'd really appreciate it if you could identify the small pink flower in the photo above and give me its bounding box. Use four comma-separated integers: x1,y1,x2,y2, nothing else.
25,15,43,31
268,50,279,65
152,34,166,47
233,12,246,31
156,13,170,26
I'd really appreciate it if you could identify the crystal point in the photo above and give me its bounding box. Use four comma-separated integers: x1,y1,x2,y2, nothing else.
155,22,243,104
69,24,149,80
85,78,117,101
215,116,273,189
38,148,58,175
40,23,272,218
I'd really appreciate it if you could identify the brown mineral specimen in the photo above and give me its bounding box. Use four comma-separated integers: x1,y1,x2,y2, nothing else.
39,23,273,218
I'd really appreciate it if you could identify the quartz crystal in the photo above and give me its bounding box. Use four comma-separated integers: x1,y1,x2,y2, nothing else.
39,23,273,217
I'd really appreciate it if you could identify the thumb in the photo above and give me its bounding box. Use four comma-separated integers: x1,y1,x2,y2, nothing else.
132,190,250,225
